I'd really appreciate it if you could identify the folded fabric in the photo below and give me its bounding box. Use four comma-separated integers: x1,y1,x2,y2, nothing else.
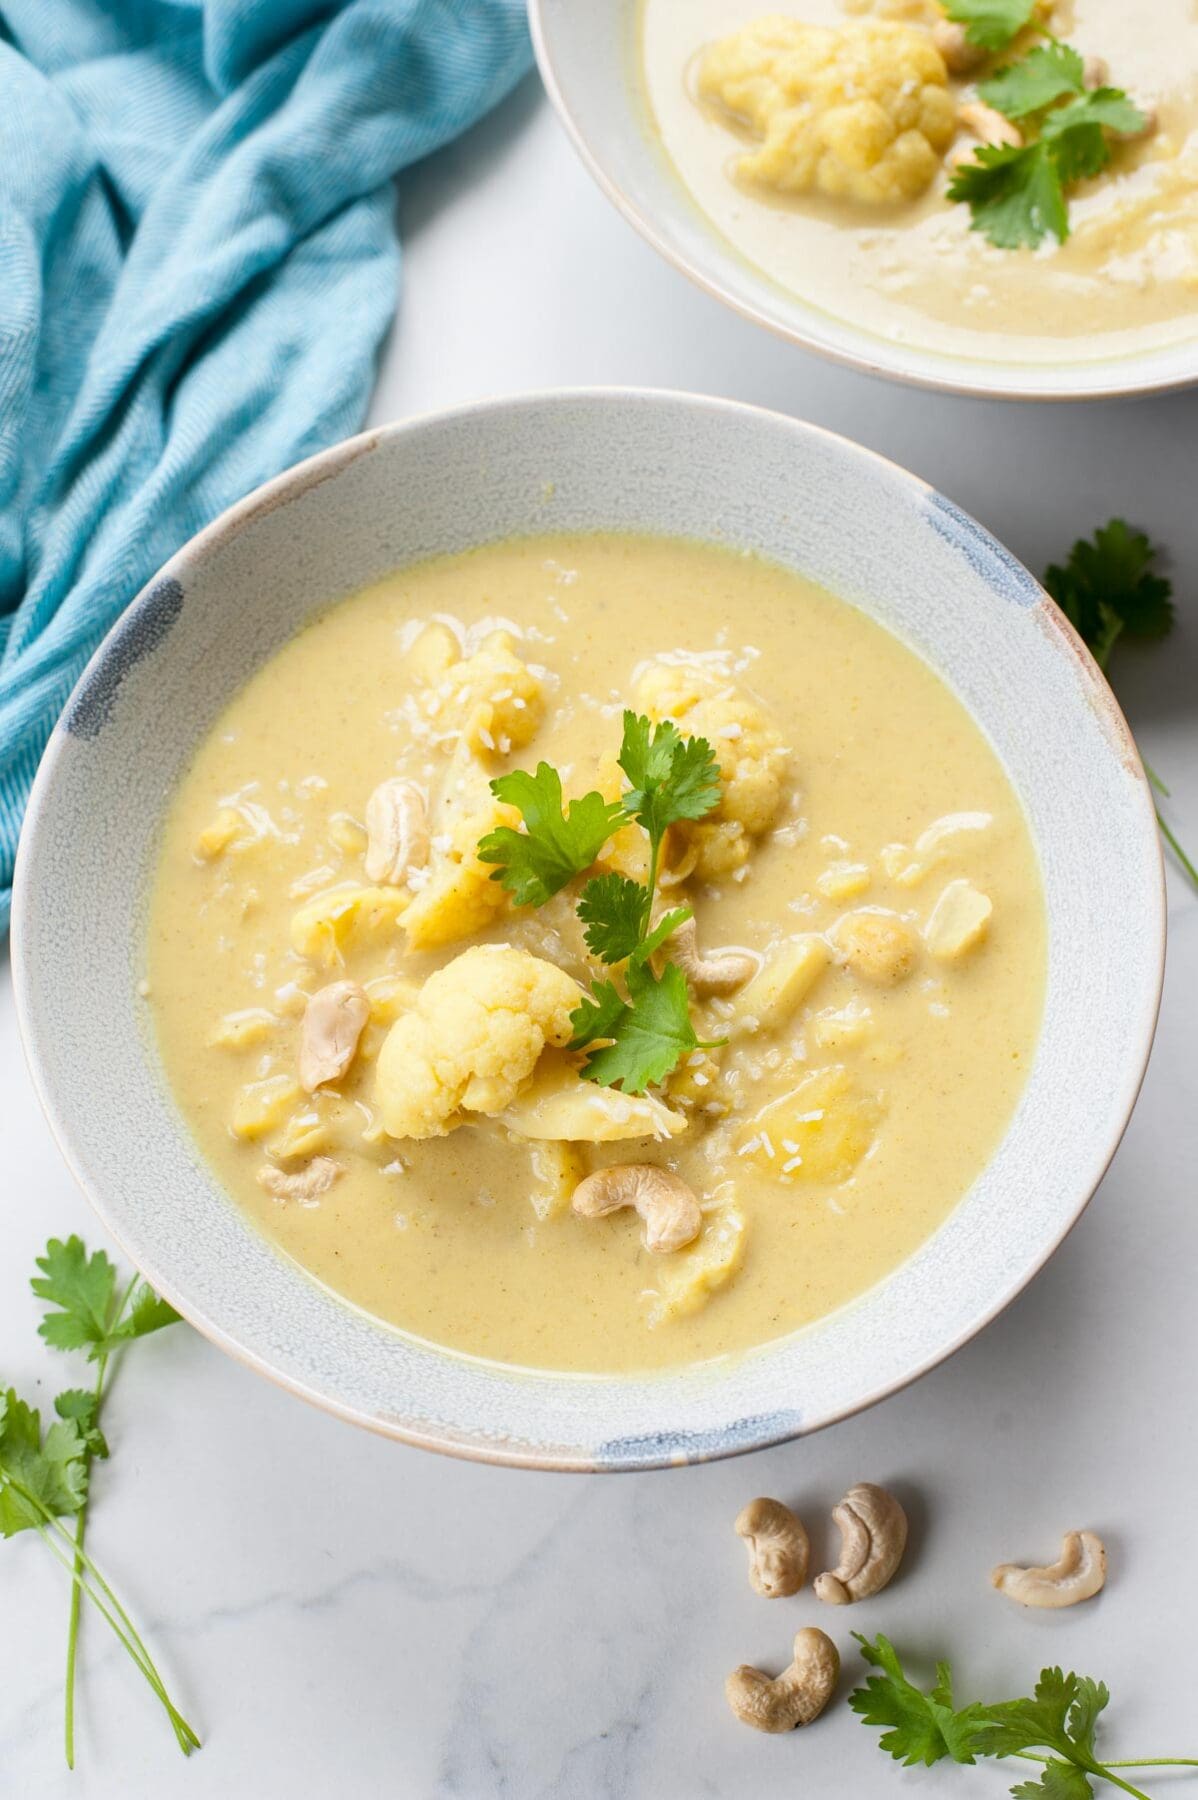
0,0,531,931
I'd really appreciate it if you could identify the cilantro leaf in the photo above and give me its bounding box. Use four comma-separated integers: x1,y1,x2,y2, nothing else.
943,0,1036,50
1044,519,1174,671
636,906,692,964
948,141,1068,248
0,1389,89,1537
1067,1678,1110,1757
1012,1763,1094,1800
1039,89,1146,184
848,1634,995,1767
32,1237,118,1354
479,765,625,906
569,960,699,1094
980,41,1085,118
617,711,721,843
578,873,650,964
103,1283,182,1349
54,1389,109,1459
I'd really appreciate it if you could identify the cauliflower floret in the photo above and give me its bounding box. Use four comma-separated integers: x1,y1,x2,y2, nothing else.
632,661,791,879
401,795,519,952
698,18,955,205
420,629,545,758
375,945,580,1140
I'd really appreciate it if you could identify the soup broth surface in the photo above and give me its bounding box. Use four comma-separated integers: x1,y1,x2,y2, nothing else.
148,533,1045,1373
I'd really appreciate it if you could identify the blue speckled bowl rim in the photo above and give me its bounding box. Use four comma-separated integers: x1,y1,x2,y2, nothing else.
11,389,1166,1471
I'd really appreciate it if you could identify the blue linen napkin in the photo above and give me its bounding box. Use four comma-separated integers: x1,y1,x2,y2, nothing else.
0,0,531,931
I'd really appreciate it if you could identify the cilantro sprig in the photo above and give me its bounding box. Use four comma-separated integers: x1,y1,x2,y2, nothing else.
943,0,1037,53
3,1238,195,1767
1043,521,1194,891
478,709,725,1094
851,1634,1198,1798
947,29,1147,249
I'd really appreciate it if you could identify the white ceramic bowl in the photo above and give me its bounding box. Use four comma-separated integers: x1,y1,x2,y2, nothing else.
530,1,1198,402
13,390,1164,1469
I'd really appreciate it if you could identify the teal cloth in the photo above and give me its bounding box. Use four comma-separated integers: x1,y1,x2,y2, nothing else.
0,0,530,930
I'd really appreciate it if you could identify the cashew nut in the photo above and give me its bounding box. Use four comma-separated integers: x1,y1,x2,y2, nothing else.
814,1483,908,1605
932,18,985,75
725,1628,840,1733
572,1164,702,1254
1112,105,1158,144
957,101,1023,148
256,1156,342,1202
298,981,370,1092
735,1498,810,1599
364,779,429,886
668,916,760,997
992,1530,1107,1609
1083,54,1109,89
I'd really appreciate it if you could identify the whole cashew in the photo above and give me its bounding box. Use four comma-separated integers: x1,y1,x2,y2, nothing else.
992,1530,1107,1609
364,778,429,886
257,1156,342,1202
668,916,760,997
814,1483,908,1605
572,1164,702,1254
725,1628,840,1733
932,18,985,74
299,980,370,1092
735,1498,810,1599
957,101,1023,149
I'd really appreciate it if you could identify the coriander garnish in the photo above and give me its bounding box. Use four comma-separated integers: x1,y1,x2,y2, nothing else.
1043,520,1195,891
479,708,726,1094
2,1237,197,1767
851,1633,1198,1798
945,21,1148,249
942,0,1037,53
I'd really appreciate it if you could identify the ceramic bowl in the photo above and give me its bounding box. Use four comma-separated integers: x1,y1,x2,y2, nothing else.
529,1,1198,402
13,390,1164,1470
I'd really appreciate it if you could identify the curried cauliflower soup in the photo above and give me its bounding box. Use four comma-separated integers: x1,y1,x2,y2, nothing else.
639,0,1198,367
147,534,1045,1374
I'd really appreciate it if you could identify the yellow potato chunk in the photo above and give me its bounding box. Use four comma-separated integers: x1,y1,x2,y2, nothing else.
401,797,520,952
527,1140,589,1222
698,18,956,206
816,861,871,902
230,1074,301,1140
374,946,580,1140
290,884,409,968
737,1066,881,1185
924,878,993,960
423,629,545,758
195,807,249,859
834,908,916,985
632,661,791,879
645,1205,747,1326
206,1007,278,1050
269,1107,335,1161
363,973,421,1025
728,935,829,1033
502,1053,687,1142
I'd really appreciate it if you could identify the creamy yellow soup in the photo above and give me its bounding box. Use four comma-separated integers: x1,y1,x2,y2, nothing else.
639,0,1198,366
147,534,1045,1374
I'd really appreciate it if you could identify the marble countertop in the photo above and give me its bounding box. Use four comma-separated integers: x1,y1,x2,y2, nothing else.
3,73,1197,1800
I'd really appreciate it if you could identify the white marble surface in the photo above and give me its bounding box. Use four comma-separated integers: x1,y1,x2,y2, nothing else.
3,71,1198,1800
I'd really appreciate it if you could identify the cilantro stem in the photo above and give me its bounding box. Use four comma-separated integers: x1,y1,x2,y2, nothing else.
1155,808,1198,891
1104,1761,1198,1770
3,1471,198,1754
64,1271,138,1768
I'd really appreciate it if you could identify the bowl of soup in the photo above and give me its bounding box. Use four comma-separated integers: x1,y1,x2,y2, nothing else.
530,1,1198,399
12,390,1163,1467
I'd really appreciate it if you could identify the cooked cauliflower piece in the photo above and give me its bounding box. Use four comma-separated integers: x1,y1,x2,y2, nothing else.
374,945,581,1140
402,794,520,952
698,18,955,206
420,628,545,758
632,661,791,878
644,1205,747,1326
